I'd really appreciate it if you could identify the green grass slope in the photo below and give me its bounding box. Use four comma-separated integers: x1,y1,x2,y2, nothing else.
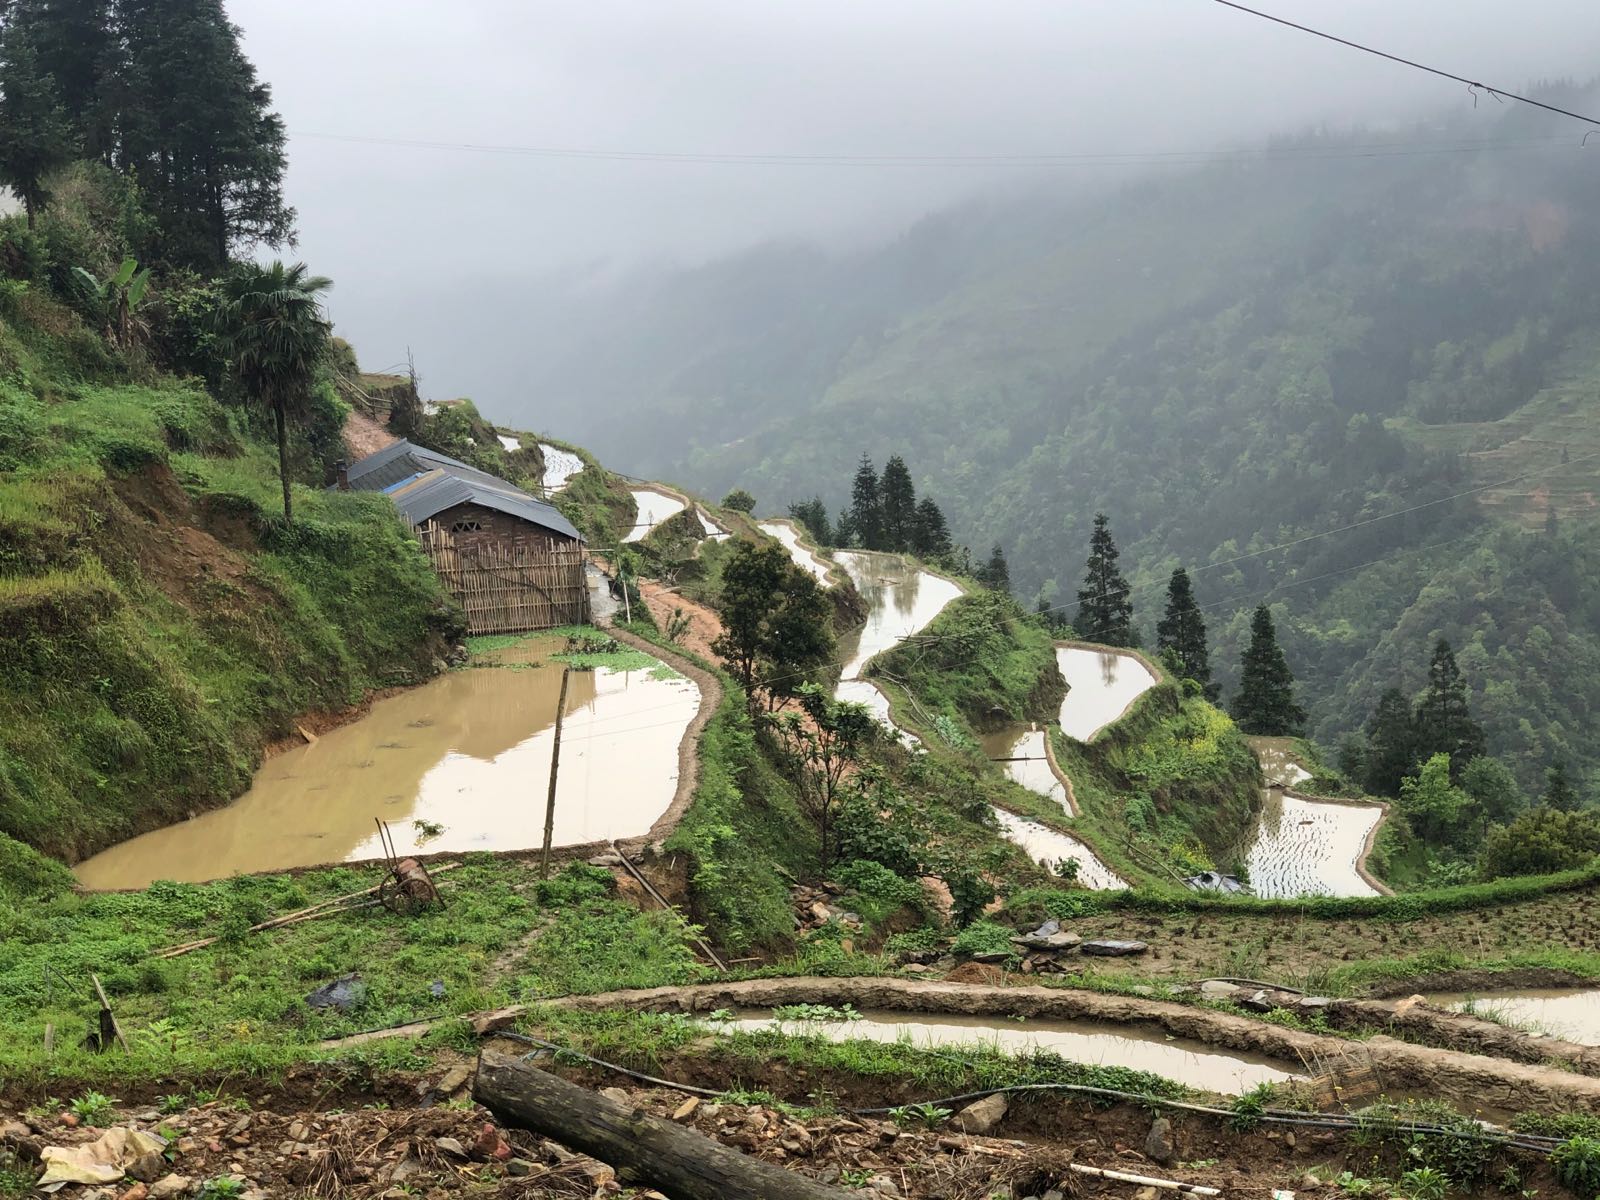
0,288,459,863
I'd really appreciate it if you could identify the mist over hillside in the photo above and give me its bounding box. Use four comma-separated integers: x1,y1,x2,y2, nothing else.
486,90,1600,787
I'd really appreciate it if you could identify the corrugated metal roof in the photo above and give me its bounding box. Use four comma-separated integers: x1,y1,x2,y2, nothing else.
345,440,582,542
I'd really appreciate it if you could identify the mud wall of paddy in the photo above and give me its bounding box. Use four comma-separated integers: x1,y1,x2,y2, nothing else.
560,976,1600,1115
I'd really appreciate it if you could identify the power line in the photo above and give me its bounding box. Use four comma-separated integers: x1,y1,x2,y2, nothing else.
288,127,1578,169
1213,0,1600,128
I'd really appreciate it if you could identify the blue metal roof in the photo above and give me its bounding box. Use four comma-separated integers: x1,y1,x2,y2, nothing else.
345,440,582,542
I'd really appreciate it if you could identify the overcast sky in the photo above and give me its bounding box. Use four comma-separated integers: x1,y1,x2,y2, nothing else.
230,0,1599,387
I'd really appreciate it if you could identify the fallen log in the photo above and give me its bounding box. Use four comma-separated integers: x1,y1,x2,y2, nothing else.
473,1049,851,1200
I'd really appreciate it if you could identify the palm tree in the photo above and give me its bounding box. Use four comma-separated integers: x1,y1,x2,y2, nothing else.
215,262,333,522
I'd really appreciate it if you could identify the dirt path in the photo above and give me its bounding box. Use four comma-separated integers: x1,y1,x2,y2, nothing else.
342,408,399,459
564,976,1600,1115
637,581,726,664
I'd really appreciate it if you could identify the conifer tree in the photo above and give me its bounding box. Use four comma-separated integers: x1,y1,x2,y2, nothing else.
11,0,114,156
977,544,1010,594
911,497,952,561
878,454,917,552
0,18,75,227
1412,639,1485,779
110,0,294,267
848,453,882,550
1542,759,1581,813
787,496,830,546
1362,685,1419,798
1231,604,1305,736
1155,567,1215,699
1075,513,1132,646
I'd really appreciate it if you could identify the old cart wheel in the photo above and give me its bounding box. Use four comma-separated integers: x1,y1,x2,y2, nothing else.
379,871,432,916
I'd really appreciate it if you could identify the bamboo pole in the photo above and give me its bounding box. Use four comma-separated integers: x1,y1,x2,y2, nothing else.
540,668,571,879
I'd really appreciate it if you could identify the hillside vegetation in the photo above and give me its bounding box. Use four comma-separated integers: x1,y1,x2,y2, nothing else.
515,91,1600,794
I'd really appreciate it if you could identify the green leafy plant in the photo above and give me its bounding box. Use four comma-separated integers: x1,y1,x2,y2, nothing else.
1553,1135,1600,1195
888,1102,951,1130
772,1002,860,1023
69,1092,117,1127
1335,1173,1381,1198
197,1178,245,1200
158,1094,187,1115
69,256,151,347
412,818,444,841
1227,1083,1272,1132
1396,1166,1448,1200
839,1168,874,1188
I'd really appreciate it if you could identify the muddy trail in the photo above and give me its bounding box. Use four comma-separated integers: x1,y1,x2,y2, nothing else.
2,1047,1570,1200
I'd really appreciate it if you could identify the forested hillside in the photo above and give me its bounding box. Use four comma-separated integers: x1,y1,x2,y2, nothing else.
510,89,1600,791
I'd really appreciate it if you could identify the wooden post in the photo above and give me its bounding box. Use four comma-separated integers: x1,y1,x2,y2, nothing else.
90,973,129,1054
540,667,571,879
622,567,632,624
474,1050,851,1200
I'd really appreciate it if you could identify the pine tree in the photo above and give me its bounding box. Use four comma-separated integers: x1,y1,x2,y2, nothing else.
1155,567,1215,699
1362,686,1419,798
787,496,830,546
1231,604,1305,736
0,18,76,227
878,454,917,552
1542,759,1581,813
911,497,952,561
848,453,883,551
12,0,114,156
110,0,294,267
1413,639,1485,778
977,544,1010,594
1075,513,1132,646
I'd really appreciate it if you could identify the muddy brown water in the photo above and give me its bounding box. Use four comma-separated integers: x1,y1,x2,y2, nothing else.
758,520,833,584
720,1009,1300,1095
1424,990,1600,1045
624,488,687,542
1054,647,1158,742
75,649,700,889
538,444,583,494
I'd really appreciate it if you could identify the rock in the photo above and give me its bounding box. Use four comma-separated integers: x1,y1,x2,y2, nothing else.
600,1087,631,1106
954,1093,1008,1134
903,963,934,974
435,1065,471,1096
0,1119,31,1142
671,1098,700,1123
470,1123,512,1161
1301,1172,1325,1188
1143,1116,1174,1165
127,1152,168,1183
433,1137,467,1158
304,973,367,1012
118,1185,149,1200
1198,980,1241,999
972,950,1012,964
1134,1189,1161,1200
1285,1131,1297,1149
388,1157,424,1182
809,902,833,924
1080,939,1148,957
287,1121,308,1142
147,1177,192,1200
505,1158,534,1176
1240,989,1276,1013
587,852,623,867
1297,996,1333,1011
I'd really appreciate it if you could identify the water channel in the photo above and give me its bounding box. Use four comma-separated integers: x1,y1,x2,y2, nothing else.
624,488,687,543
538,444,584,494
758,520,833,585
1422,990,1600,1044
75,641,700,889
720,1009,1300,1095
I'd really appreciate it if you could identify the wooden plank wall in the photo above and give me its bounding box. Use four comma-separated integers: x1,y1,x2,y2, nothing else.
417,524,590,634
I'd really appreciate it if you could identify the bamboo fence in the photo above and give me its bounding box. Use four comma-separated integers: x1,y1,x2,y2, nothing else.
418,525,589,634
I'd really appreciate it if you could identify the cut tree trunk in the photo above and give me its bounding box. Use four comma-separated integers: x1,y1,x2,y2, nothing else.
473,1049,851,1200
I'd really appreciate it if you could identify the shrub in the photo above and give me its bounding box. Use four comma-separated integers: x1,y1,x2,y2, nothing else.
1553,1135,1600,1195
950,920,1016,961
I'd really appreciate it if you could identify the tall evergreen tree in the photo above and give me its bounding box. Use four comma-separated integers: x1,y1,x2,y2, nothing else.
848,453,882,551
787,496,831,546
1074,513,1132,646
911,497,952,561
1231,604,1305,736
1542,759,1581,813
1413,639,1486,778
1155,567,1215,698
1362,686,1419,798
11,0,114,156
976,544,1010,594
110,0,294,267
878,454,917,551
0,18,75,227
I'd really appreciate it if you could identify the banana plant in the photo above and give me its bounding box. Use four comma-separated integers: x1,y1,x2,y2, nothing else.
69,257,152,348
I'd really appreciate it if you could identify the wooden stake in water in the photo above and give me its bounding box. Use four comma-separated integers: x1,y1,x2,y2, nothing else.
539,667,571,880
